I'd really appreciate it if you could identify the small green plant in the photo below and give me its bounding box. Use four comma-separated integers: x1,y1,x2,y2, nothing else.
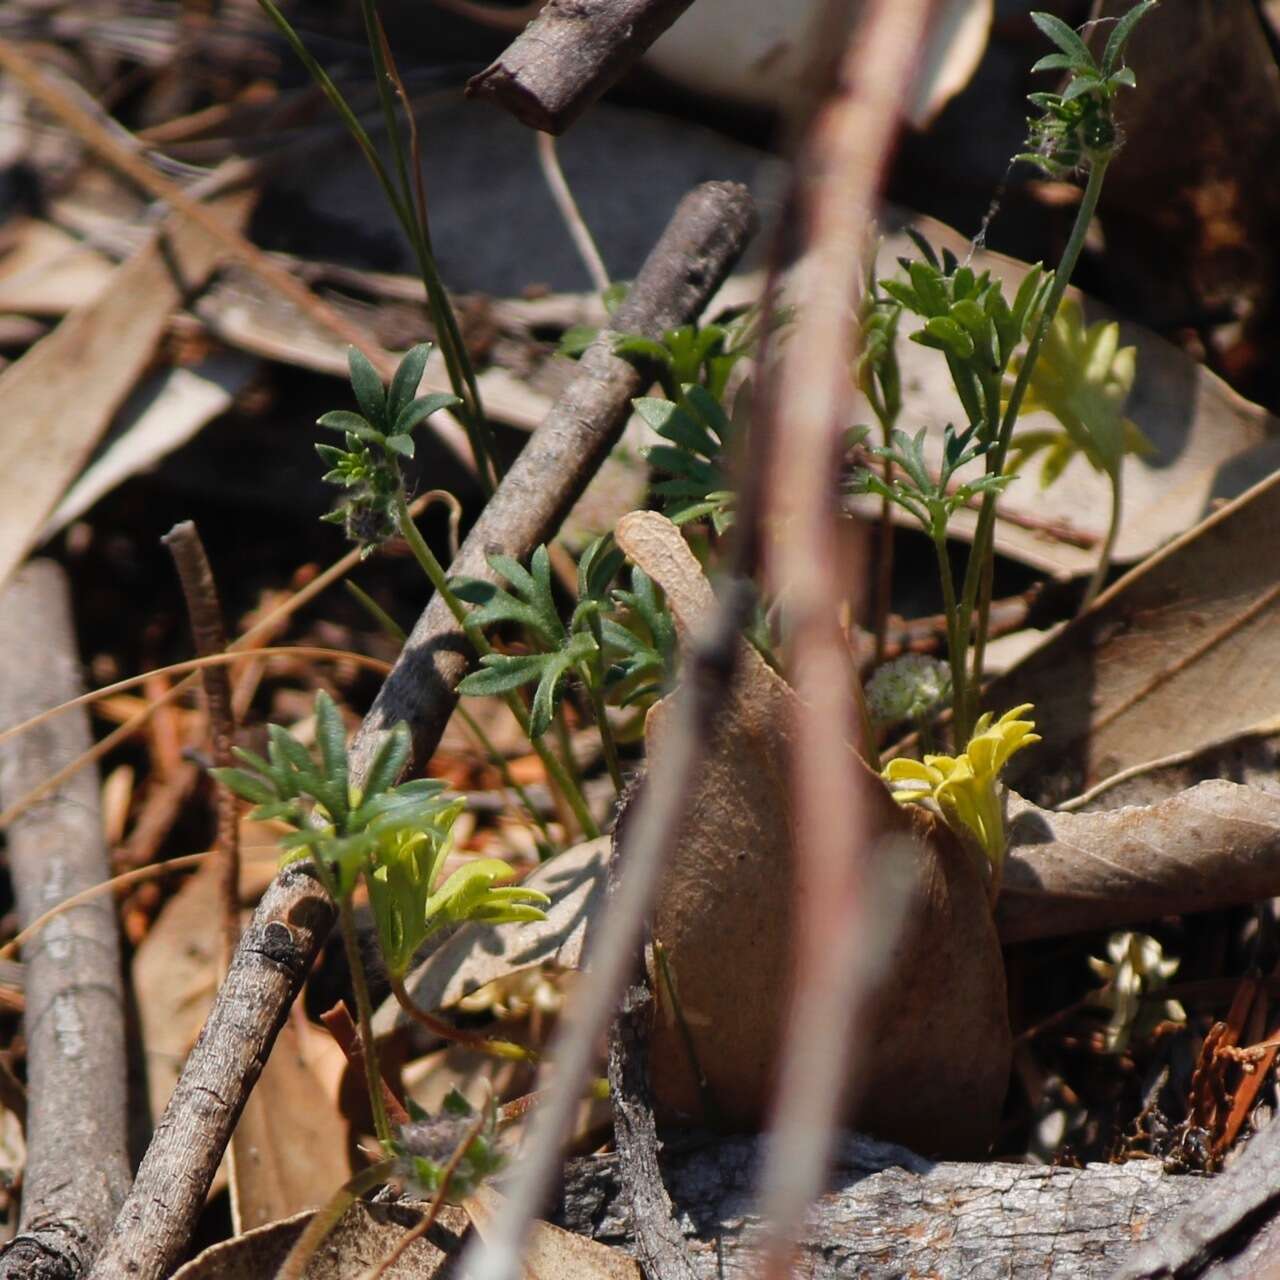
1087,931,1185,1054
1003,297,1151,608
317,343,460,551
213,691,549,1145
320,346,603,841
851,1,1156,745
454,536,679,793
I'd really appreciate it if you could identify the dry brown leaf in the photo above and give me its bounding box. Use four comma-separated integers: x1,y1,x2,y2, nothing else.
989,468,1280,807
170,1200,468,1280
999,780,1280,945
229,1009,351,1234
373,838,610,1037
616,511,1010,1156
0,185,255,592
465,1185,641,1280
846,218,1280,577
0,217,114,313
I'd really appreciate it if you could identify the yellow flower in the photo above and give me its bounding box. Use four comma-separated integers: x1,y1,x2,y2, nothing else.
882,704,1039,897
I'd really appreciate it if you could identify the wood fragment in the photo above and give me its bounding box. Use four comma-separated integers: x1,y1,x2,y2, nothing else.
608,979,699,1280
467,0,699,135
161,521,240,959
0,562,130,1280
554,1133,1205,1279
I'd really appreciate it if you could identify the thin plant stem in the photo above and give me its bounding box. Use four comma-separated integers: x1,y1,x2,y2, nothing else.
957,155,1110,736
388,974,538,1063
933,531,965,747
536,130,611,293
276,1160,396,1280
580,633,624,795
338,893,394,1148
454,703,555,845
873,486,894,664
393,491,600,838
1081,466,1122,612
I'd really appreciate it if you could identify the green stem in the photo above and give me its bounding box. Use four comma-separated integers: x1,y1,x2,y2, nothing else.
393,492,600,838
958,155,1111,735
338,893,393,1147
581,611,625,796
933,531,965,747
389,973,539,1063
1081,465,1121,613
454,703,554,845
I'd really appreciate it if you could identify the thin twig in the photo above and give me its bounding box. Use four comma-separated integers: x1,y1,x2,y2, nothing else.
467,0,700,135
752,2,935,1276
162,521,241,960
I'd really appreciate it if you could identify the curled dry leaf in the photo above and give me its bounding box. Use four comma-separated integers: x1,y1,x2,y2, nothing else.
991,467,1280,807
615,511,1010,1156
999,780,1280,945
169,1200,468,1280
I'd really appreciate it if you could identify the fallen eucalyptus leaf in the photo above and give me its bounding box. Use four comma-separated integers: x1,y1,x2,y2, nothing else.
170,1199,467,1280
616,512,1010,1156
998,780,1280,944
990,467,1280,806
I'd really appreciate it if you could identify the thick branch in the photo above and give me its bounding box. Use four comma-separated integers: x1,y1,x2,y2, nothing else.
466,0,698,135
555,1133,1205,1279
348,179,756,781
0,562,130,1280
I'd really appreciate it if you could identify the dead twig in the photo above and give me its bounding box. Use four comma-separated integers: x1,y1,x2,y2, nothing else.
607,979,699,1280
162,521,240,961
0,562,130,1280
466,0,699,134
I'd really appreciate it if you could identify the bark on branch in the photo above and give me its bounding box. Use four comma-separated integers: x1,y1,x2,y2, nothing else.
467,0,699,135
554,1132,1206,1279
0,562,130,1280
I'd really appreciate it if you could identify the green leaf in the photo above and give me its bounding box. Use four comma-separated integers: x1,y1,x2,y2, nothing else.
1031,51,1084,74
1030,11,1096,70
394,392,463,435
1101,0,1157,76
388,344,431,423
613,335,673,367
347,346,387,427
557,324,598,359
908,260,948,316
314,691,350,823
210,767,276,805
457,653,547,697
386,434,415,458
1108,66,1137,90
316,411,383,443
1061,75,1102,103
363,721,412,800
921,315,976,360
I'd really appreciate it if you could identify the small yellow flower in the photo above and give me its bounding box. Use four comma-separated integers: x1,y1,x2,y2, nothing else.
882,704,1039,898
